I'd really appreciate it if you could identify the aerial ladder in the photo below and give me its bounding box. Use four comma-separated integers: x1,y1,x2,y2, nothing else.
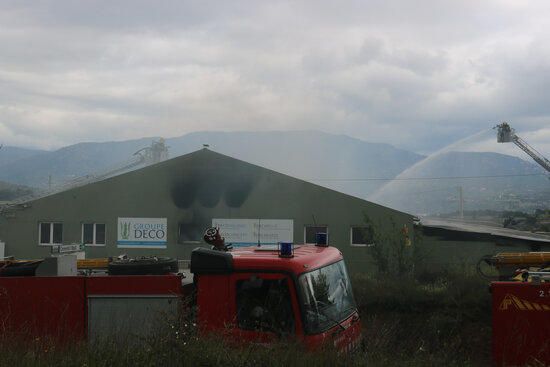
495,122,550,175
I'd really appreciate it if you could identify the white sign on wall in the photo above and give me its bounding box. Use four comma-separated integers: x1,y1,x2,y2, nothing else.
212,219,293,247
117,217,167,249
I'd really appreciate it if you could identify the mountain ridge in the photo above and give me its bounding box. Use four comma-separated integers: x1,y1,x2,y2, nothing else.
0,131,424,199
0,132,547,215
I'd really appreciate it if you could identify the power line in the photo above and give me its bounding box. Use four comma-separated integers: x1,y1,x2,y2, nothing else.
307,173,548,182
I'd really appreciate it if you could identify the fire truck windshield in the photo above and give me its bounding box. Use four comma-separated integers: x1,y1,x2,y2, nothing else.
298,260,357,334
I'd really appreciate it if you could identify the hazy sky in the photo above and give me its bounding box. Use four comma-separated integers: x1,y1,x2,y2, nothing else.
1,0,550,155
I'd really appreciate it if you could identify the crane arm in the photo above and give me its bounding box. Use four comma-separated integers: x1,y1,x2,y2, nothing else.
496,122,550,174
512,135,550,173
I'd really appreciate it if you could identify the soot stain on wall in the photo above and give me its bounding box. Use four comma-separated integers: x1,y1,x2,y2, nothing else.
178,210,209,243
224,176,255,208
171,176,198,209
197,179,223,208
171,165,260,209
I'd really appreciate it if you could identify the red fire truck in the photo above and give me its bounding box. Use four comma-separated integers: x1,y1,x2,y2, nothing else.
0,232,361,352
485,252,550,365
190,244,361,350
491,281,550,366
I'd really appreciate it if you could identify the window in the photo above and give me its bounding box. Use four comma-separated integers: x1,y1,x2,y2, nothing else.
304,226,328,244
177,223,202,244
82,223,106,246
236,277,295,335
350,225,374,247
298,260,357,334
39,222,63,245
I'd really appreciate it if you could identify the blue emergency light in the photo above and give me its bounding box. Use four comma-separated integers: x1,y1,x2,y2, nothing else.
278,242,294,258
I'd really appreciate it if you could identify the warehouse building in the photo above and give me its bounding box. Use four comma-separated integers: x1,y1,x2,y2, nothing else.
418,218,550,271
0,148,415,274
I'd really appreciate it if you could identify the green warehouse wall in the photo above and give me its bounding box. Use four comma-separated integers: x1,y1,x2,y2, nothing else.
417,229,550,273
0,149,413,275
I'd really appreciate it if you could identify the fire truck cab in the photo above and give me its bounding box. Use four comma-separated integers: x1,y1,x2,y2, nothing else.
189,243,361,350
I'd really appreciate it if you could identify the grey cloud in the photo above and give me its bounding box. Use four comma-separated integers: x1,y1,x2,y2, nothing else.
0,0,549,154
0,1,257,30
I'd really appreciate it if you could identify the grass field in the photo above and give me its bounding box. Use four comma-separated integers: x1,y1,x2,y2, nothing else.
0,272,493,367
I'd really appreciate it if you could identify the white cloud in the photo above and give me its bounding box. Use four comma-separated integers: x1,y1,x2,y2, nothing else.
0,0,550,153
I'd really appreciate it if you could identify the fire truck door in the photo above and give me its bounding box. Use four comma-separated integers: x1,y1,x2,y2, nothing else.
230,273,301,342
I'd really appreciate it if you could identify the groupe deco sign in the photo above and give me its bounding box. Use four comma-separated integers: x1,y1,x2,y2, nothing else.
117,217,167,249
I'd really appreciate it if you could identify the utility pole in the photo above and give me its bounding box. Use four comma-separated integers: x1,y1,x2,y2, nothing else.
458,186,464,219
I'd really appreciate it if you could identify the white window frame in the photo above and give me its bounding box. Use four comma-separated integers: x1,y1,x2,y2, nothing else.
303,225,329,244
38,222,63,246
82,223,106,246
350,226,375,247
